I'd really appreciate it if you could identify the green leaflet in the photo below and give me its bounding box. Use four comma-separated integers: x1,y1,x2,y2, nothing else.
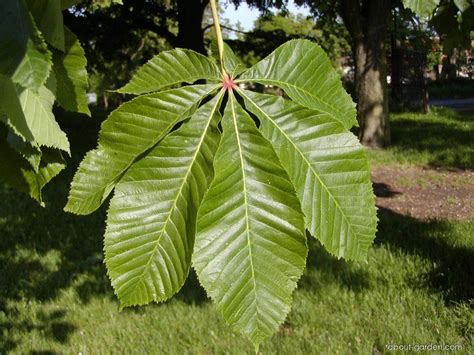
193,93,307,349
402,0,440,18
53,27,90,116
26,0,65,51
240,89,377,261
7,130,42,172
117,49,221,95
65,84,219,215
1,73,69,154
0,125,65,205
210,41,245,78
18,75,70,154
105,92,224,308
239,39,357,129
453,0,471,12
0,75,35,142
0,0,52,89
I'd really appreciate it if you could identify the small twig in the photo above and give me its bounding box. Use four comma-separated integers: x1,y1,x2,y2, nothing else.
202,23,250,35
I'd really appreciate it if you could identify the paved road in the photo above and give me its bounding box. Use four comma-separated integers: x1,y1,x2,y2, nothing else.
429,98,474,113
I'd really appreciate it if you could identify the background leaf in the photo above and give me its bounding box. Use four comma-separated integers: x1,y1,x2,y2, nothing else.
240,90,377,261
239,39,357,129
26,0,65,51
193,93,307,349
0,0,52,89
403,0,440,18
18,74,70,154
53,27,90,115
0,124,65,205
0,75,35,142
105,93,223,308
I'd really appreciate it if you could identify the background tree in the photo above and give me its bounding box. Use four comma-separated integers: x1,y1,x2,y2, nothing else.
227,10,351,69
233,0,393,147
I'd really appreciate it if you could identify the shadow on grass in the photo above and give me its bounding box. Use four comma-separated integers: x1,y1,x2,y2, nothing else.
389,109,473,169
300,206,473,304
375,207,474,304
0,306,76,353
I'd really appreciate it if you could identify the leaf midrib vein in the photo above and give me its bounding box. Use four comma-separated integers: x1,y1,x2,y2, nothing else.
121,90,224,300
239,90,363,255
236,78,354,128
229,93,261,326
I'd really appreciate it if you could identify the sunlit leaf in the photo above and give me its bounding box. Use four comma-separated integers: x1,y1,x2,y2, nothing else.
193,93,307,349
105,93,223,307
0,0,52,89
402,0,440,18
240,89,377,261
239,39,357,129
65,84,218,214
117,49,221,95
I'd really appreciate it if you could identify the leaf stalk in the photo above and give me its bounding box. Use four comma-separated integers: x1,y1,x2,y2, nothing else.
209,0,225,77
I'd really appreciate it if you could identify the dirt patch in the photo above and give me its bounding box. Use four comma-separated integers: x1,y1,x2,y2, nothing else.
371,165,474,220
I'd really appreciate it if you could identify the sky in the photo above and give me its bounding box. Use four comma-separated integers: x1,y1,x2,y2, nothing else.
221,0,311,31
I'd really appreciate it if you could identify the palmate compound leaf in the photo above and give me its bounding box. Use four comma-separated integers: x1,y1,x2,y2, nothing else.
67,40,378,349
193,93,307,349
117,49,221,95
238,39,357,130
65,84,219,215
239,89,378,261
105,92,224,307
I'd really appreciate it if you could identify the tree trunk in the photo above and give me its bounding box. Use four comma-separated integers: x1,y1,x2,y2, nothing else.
340,0,391,148
177,0,208,54
353,36,390,147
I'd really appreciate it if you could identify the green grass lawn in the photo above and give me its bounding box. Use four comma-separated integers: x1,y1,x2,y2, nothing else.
367,107,473,169
0,108,473,353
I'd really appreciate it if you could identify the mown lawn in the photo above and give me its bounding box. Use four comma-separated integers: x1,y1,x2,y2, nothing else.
0,108,472,353
367,107,473,169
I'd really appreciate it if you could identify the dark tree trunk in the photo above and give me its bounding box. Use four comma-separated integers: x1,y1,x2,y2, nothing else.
340,0,391,147
177,0,209,54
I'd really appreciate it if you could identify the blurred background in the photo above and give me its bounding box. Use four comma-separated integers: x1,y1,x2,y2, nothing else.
0,0,473,353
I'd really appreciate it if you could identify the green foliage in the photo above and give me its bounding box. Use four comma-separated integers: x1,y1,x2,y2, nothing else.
228,11,351,69
402,0,440,18
402,0,474,53
67,39,377,348
0,0,89,204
